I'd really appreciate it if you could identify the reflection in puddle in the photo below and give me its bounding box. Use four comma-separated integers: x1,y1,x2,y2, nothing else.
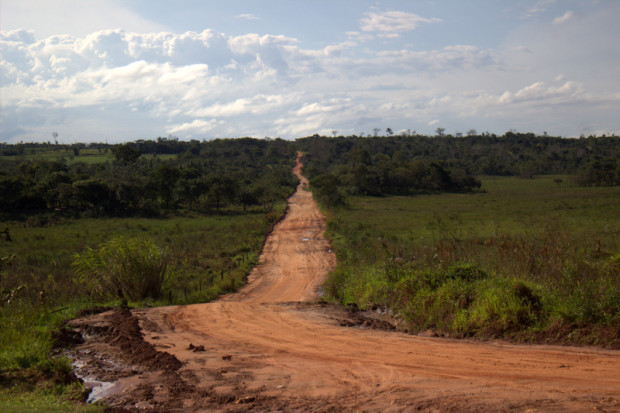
86,380,116,403
71,355,125,403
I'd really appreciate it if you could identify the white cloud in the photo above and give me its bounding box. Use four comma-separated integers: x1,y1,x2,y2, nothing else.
168,119,219,135
191,94,289,117
512,80,581,102
520,0,557,20
553,11,574,25
372,45,499,74
513,45,533,54
359,11,441,38
236,13,260,20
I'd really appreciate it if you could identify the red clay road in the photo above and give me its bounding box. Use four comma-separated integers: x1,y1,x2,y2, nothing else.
103,153,620,412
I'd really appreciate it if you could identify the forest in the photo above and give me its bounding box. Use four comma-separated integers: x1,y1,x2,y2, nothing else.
297,132,619,205
2,132,618,218
0,137,297,219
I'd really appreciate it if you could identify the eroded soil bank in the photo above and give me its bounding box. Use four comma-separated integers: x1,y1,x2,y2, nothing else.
68,153,620,412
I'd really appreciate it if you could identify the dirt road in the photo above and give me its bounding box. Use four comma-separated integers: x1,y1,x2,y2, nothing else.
73,153,620,412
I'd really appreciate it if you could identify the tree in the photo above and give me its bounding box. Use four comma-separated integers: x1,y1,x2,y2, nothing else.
435,127,446,137
152,164,180,208
310,174,346,206
112,143,141,164
349,148,372,168
73,179,110,211
175,168,207,210
386,127,394,136
0,176,25,212
577,157,619,186
206,175,237,212
237,185,259,211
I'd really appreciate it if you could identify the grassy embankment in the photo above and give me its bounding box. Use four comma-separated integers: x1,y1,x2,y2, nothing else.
322,175,620,347
0,204,285,410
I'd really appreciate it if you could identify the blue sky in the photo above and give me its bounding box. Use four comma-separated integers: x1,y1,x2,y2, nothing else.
1,0,619,142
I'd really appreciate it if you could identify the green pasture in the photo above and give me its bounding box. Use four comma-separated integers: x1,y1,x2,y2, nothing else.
330,175,619,247
323,175,620,345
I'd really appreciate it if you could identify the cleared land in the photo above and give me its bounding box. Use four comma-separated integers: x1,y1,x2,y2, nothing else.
66,154,620,412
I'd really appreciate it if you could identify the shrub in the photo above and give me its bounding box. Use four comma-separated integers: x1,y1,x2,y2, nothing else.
453,278,544,337
72,236,171,301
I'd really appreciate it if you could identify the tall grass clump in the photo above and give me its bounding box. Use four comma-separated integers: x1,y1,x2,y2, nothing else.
72,236,171,301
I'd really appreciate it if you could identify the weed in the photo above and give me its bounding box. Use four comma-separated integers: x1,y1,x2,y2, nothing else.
72,236,171,301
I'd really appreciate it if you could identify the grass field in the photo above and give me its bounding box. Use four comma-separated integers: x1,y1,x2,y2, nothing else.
331,176,618,244
323,175,620,345
0,203,285,409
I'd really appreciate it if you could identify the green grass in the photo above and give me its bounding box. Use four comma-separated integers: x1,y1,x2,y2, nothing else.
0,366,101,412
0,203,285,408
322,176,620,345
332,175,618,244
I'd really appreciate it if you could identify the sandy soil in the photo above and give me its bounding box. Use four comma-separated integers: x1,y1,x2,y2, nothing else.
69,153,620,412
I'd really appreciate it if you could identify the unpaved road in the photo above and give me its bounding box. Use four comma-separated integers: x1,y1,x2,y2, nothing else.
72,153,620,412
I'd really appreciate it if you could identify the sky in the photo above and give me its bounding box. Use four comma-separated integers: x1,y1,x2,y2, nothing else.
1,0,619,143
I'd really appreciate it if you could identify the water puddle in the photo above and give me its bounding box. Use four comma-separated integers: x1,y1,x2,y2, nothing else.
86,380,117,403
316,286,325,298
70,353,131,403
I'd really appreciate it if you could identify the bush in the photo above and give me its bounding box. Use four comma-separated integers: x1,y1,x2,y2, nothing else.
453,278,543,337
72,236,171,301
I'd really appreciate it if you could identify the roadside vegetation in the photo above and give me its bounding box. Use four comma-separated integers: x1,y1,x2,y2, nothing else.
299,133,619,348
320,176,620,347
1,137,294,410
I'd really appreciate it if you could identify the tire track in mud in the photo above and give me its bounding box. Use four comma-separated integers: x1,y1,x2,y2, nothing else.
73,152,620,412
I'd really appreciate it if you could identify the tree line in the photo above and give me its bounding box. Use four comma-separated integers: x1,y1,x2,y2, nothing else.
1,132,617,218
297,132,619,177
295,133,619,204
0,138,297,219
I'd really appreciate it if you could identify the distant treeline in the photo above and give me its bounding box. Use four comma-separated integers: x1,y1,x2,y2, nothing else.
296,133,619,205
1,133,618,217
0,138,297,219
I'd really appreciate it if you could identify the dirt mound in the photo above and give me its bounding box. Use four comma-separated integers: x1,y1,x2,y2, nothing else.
52,326,85,349
515,321,620,350
105,309,181,372
78,305,114,317
297,301,398,331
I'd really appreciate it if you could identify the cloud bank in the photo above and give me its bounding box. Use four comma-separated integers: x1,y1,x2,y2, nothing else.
1,6,619,142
